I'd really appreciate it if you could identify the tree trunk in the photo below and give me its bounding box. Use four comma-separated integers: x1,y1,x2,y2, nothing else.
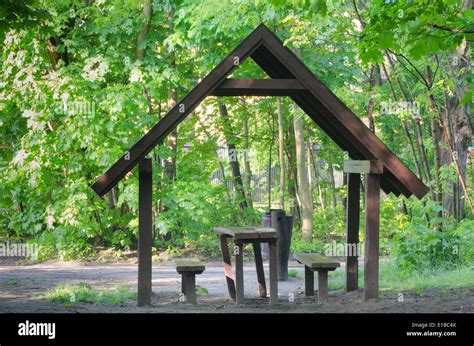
267,110,276,209
385,54,427,182
367,64,378,133
285,116,301,227
294,112,313,240
426,63,474,217
328,156,337,209
306,129,313,200
46,16,75,70
135,0,152,60
164,92,177,182
242,116,253,209
277,98,285,210
309,141,325,210
430,117,443,219
219,103,248,212
164,8,177,183
441,13,473,219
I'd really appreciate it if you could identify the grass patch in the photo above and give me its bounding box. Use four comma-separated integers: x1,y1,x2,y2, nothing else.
288,269,301,279
3,278,17,285
327,259,474,294
45,282,135,307
196,286,209,296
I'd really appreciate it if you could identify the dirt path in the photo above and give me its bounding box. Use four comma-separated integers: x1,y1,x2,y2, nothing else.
0,260,472,313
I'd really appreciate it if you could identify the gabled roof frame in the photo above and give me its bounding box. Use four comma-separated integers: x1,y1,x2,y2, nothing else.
91,23,429,199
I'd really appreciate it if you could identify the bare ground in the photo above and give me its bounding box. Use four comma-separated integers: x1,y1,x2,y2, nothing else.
0,259,472,313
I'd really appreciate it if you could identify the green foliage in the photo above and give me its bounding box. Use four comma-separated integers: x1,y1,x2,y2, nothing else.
195,286,209,296
391,216,473,275
357,0,472,63
327,259,474,293
312,205,346,242
45,282,135,307
290,236,324,254
288,269,301,279
155,179,259,254
0,0,471,270
3,278,17,285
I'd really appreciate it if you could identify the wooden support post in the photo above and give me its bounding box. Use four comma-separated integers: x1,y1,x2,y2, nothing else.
181,274,186,294
346,173,360,291
184,273,197,304
219,234,236,300
137,158,152,307
268,240,278,305
304,266,314,296
235,242,244,305
252,242,267,297
364,173,380,300
318,270,328,302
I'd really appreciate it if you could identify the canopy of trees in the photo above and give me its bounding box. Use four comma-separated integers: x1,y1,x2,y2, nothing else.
0,0,472,272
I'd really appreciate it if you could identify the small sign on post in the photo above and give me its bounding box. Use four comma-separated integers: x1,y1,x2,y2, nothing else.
343,160,383,175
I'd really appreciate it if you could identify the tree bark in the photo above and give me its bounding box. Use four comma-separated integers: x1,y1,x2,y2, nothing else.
426,64,474,215
367,64,379,133
135,0,152,60
285,116,301,227
328,155,337,209
385,54,429,182
430,117,443,220
309,141,325,210
306,128,313,202
164,8,177,183
219,103,248,212
242,115,253,209
267,110,276,209
294,112,313,240
277,98,285,210
441,12,473,219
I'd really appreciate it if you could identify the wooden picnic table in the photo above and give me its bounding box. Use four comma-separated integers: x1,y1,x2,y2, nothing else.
213,227,278,305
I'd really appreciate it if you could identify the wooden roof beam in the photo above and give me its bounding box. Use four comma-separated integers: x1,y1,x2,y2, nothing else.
211,78,304,96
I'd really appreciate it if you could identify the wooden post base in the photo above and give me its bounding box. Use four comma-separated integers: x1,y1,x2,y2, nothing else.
364,173,380,300
182,273,197,304
318,270,328,302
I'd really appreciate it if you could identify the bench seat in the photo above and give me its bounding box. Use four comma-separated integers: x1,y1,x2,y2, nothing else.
176,260,205,274
175,260,205,304
294,253,340,301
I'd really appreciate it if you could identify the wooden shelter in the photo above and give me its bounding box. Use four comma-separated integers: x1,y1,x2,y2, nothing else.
91,23,429,305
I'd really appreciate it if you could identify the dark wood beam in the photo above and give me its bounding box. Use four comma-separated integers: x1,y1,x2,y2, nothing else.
257,27,429,199
91,24,266,197
364,173,380,300
345,172,360,292
211,78,304,96
137,158,152,306
91,23,428,201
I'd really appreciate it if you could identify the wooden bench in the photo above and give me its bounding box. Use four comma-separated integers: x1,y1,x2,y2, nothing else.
176,260,205,304
293,253,340,301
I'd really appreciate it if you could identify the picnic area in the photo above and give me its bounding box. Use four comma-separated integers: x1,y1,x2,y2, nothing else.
1,1,473,314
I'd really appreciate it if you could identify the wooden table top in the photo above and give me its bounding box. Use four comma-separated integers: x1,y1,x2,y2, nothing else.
293,253,340,270
213,226,277,240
